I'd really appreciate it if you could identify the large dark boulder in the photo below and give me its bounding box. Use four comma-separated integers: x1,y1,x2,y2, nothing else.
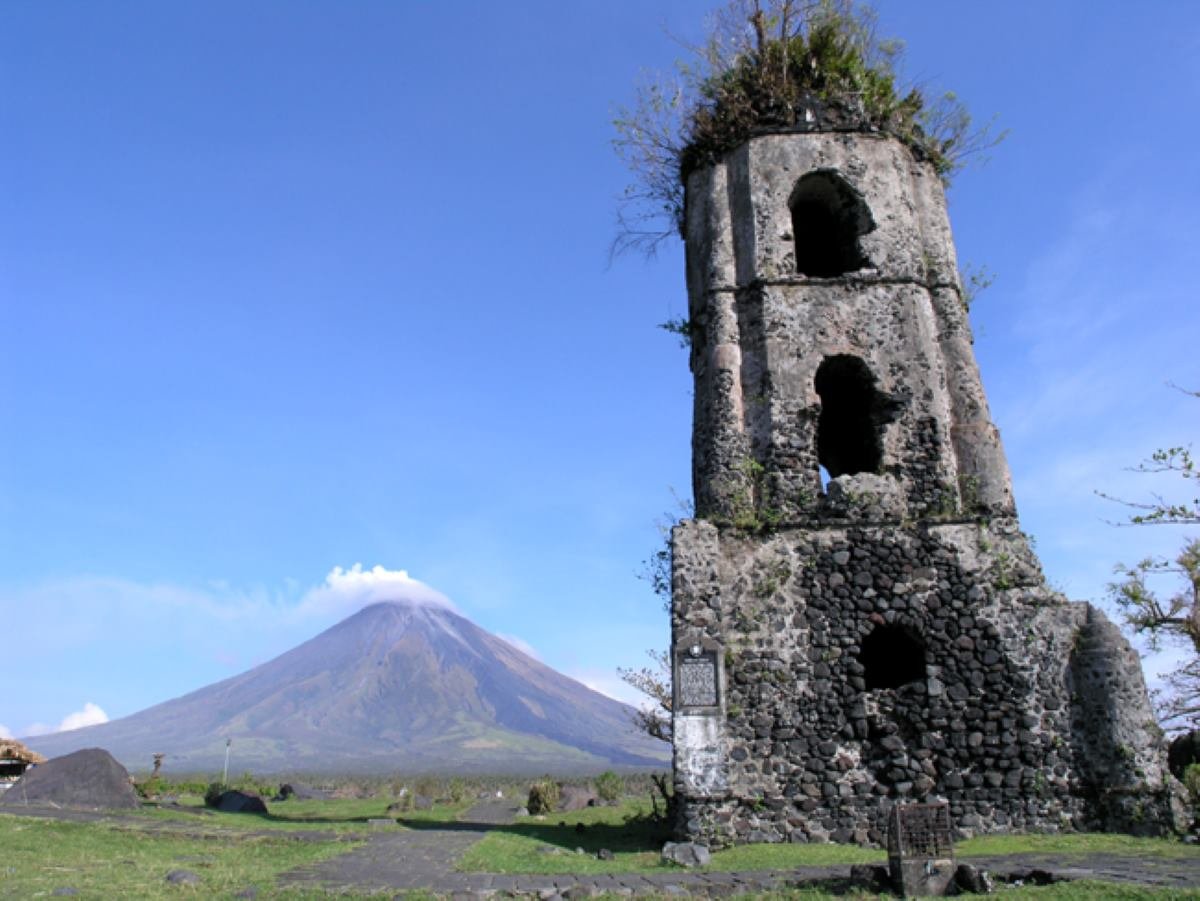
1168,731,1200,779
558,784,599,812
215,790,269,814
0,748,139,810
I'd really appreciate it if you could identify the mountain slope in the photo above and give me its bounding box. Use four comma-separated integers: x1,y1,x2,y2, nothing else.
28,600,669,774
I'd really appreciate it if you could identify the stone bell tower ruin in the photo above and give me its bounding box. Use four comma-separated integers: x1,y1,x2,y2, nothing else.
669,113,1184,845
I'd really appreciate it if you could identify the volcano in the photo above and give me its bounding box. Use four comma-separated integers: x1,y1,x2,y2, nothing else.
27,600,668,774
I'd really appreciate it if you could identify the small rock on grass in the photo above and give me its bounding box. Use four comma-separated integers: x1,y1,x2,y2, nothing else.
597,848,614,861
954,863,994,894
661,841,711,868
50,890,79,897
165,869,202,886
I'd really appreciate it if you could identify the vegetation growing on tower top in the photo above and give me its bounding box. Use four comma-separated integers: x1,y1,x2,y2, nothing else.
613,0,1003,256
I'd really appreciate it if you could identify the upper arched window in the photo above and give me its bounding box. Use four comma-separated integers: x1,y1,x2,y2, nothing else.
789,170,874,277
815,355,884,478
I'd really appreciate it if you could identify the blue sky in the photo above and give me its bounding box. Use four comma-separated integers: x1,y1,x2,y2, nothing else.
2,1,1198,741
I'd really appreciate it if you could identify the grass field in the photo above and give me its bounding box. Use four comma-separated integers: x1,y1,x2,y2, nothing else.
3,785,1198,899
132,792,473,833
458,797,1200,877
0,814,360,898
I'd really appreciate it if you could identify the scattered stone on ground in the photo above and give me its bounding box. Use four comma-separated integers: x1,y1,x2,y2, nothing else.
50,889,78,896
368,818,394,828
515,806,529,817
0,748,139,810
273,782,328,801
557,784,598,812
660,841,711,868
955,862,995,894
412,794,433,810
215,789,268,814
1005,867,1061,886
164,869,202,886
596,848,614,861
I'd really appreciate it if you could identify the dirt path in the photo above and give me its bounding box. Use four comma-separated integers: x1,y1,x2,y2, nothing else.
279,798,517,893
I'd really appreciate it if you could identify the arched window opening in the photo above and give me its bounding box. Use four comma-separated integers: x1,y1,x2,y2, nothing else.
790,170,874,277
860,624,926,691
815,355,883,478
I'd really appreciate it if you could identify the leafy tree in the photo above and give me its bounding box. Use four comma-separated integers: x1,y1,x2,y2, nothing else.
612,0,1003,257
1104,388,1200,733
617,649,672,742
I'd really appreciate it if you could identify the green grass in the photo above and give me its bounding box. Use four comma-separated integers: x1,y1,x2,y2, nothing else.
6,792,1197,899
709,840,884,869
132,792,472,833
459,797,1200,877
458,798,669,874
959,831,1200,859
0,814,363,899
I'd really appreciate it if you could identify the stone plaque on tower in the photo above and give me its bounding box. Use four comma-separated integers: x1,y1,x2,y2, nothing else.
675,643,720,711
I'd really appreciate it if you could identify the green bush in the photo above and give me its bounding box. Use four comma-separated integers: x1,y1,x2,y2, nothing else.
203,782,227,809
1183,764,1200,803
134,775,165,800
595,771,623,804
527,779,560,815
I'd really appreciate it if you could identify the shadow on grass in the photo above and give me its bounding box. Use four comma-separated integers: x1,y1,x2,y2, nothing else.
399,811,669,855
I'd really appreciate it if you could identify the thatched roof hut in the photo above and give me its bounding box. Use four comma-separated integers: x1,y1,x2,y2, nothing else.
0,739,46,782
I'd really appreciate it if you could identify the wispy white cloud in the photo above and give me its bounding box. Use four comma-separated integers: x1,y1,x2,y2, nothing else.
57,702,109,733
19,703,110,738
295,564,455,619
1,564,455,731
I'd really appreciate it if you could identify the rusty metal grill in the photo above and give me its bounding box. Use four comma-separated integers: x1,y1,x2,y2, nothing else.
887,802,953,858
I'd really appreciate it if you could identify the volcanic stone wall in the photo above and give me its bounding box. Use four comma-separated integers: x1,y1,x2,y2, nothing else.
671,128,1185,846
672,517,1183,845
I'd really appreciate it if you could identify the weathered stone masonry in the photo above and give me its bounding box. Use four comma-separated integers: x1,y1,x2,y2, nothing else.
670,125,1185,846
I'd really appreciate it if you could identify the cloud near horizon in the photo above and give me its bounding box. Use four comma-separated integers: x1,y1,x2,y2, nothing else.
22,702,110,738
2,564,458,732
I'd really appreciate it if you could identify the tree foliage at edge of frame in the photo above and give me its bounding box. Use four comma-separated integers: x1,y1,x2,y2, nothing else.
1102,386,1200,734
612,0,1004,258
